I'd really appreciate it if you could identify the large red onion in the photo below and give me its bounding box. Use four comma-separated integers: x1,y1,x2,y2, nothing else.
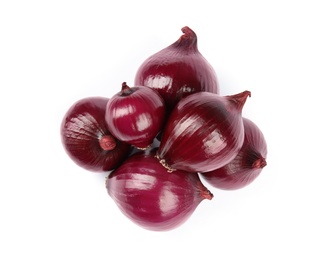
60,97,132,172
106,150,213,231
134,26,219,112
200,117,267,190
156,90,251,173
105,82,166,150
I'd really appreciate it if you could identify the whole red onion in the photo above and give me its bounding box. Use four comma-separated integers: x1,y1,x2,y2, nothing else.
200,117,267,190
156,90,251,173
106,150,213,231
134,26,219,112
60,97,132,172
105,82,166,150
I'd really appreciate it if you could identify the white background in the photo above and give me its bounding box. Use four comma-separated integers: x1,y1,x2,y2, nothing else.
1,0,320,259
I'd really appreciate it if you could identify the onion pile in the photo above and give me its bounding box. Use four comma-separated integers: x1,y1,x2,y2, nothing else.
60,26,268,231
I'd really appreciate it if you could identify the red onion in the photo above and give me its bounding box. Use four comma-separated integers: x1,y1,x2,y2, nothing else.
60,97,132,172
134,26,219,112
200,117,267,190
106,150,213,231
156,90,251,173
105,82,166,150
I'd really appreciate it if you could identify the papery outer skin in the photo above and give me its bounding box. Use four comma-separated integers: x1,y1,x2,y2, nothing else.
106,150,213,231
134,26,219,112
157,91,248,173
60,97,132,172
105,86,166,149
201,117,268,190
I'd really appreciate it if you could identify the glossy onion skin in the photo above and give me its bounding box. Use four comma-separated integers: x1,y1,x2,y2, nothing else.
157,91,251,173
105,84,166,149
134,26,219,112
61,97,132,172
201,117,268,190
106,150,213,231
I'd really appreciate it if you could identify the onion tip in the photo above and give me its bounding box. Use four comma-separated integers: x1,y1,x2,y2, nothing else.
228,90,251,111
99,135,117,151
173,26,198,50
202,189,214,200
181,26,197,40
120,82,134,96
252,157,267,169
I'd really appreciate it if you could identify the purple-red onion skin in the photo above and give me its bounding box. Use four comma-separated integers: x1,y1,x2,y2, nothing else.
106,150,213,231
60,97,132,172
105,84,166,150
134,26,219,112
201,118,268,190
157,91,251,173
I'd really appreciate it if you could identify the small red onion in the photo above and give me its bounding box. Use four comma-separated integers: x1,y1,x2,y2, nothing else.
106,150,213,231
134,26,219,112
60,97,132,172
156,90,251,173
201,117,267,190
105,82,166,150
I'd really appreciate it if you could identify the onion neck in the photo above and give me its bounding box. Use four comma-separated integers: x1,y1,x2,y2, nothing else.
120,82,135,96
227,90,251,112
99,134,117,151
172,26,198,52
